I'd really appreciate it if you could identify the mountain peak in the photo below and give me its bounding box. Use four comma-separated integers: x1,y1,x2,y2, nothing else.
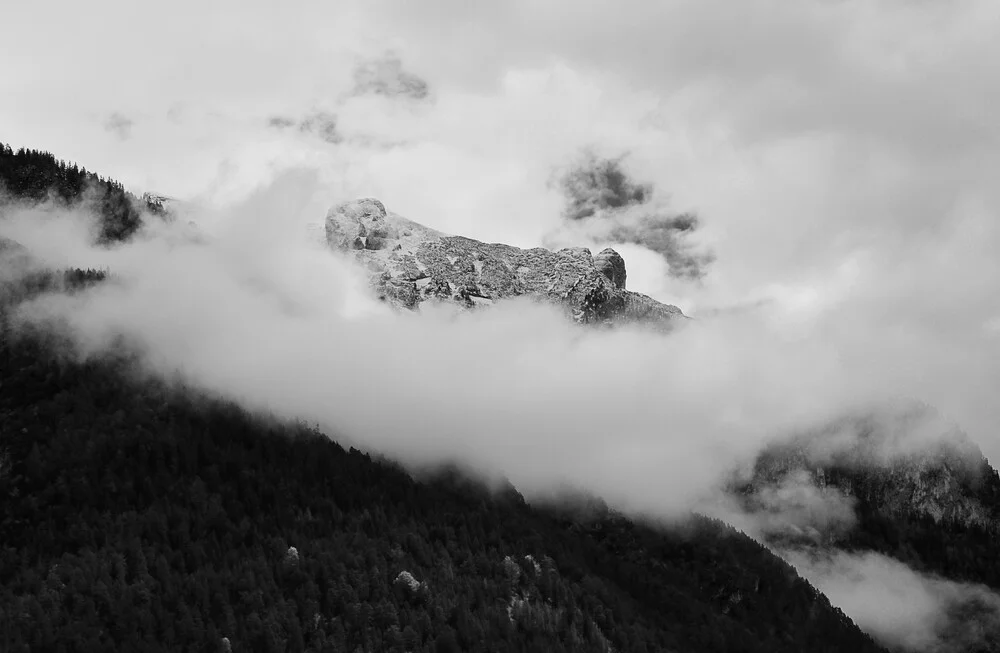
321,197,685,328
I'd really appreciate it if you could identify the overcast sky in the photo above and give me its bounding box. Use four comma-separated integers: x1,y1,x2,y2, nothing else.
4,1,999,454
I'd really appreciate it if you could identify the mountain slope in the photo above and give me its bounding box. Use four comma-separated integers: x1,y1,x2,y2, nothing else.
733,412,1000,651
0,141,160,243
738,412,1000,587
0,270,885,653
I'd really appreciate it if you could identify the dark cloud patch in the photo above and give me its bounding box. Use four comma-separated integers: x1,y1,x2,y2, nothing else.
353,52,430,100
103,112,134,140
299,111,341,144
266,112,341,144
266,115,296,129
607,213,714,281
560,152,651,220
556,150,714,280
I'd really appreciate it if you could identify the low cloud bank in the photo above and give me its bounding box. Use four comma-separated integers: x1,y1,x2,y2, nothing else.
4,170,1000,652
787,549,1000,653
0,171,910,518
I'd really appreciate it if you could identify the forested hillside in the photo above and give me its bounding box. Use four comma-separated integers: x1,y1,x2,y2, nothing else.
742,433,1000,592
0,141,154,242
0,270,890,652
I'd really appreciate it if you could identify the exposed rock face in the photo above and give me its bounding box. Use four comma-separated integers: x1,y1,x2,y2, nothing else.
322,198,685,328
394,570,426,593
741,417,1000,534
593,248,626,290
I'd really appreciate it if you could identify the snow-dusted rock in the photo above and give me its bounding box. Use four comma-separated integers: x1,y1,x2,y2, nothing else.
320,198,685,329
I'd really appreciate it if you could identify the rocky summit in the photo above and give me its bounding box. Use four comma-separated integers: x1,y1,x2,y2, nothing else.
321,198,685,328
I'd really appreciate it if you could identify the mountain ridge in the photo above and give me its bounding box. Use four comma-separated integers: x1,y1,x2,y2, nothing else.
318,197,686,329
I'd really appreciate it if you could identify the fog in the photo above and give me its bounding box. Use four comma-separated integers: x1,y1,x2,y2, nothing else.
715,464,1000,653
0,168,989,518
787,549,1000,653
0,179,875,515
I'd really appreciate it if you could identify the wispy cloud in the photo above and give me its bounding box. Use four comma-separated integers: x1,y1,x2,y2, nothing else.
547,148,714,280
352,52,430,100
787,549,1000,653
103,112,134,141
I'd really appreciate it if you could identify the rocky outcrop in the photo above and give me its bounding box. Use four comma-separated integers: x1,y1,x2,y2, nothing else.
321,198,684,328
394,570,426,594
740,415,1000,533
593,248,626,290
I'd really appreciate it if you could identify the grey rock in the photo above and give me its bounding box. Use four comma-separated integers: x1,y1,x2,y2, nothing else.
325,197,397,251
395,570,426,593
593,247,627,289
323,198,685,328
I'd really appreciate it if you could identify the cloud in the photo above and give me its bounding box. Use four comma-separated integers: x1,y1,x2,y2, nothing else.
0,236,36,285
298,112,342,144
3,1,1000,639
734,470,858,544
1,172,923,521
103,112,134,140
1,0,998,543
267,112,343,145
548,149,714,280
4,164,997,542
556,150,652,221
785,549,1000,653
709,449,1000,653
352,52,430,100
267,116,297,130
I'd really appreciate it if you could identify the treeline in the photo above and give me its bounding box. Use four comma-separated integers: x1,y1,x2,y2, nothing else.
0,270,887,653
745,441,1000,593
0,141,152,242
0,266,108,307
